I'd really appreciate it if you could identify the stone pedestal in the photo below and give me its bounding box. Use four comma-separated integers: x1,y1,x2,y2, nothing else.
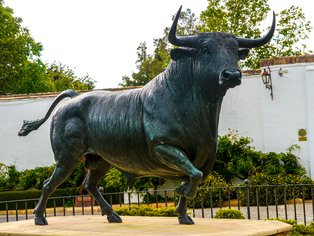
0,216,292,236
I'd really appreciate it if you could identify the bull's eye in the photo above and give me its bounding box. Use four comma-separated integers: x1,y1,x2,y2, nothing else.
201,46,209,53
238,48,250,60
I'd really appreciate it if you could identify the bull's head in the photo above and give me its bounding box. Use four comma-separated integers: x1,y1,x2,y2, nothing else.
168,6,275,92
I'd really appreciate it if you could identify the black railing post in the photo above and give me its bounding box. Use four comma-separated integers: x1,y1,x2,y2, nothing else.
53,199,56,216
201,197,204,218
25,202,28,220
293,185,297,221
164,190,168,207
274,186,278,218
311,186,314,222
6,202,9,222
63,198,66,216
266,186,269,219
15,202,18,221
110,194,113,206
128,192,131,208
244,179,251,219
91,196,94,215
302,185,306,225
256,187,260,220
218,188,222,208
119,192,122,207
284,185,288,220
81,196,85,215
146,191,149,206
72,197,75,216
228,187,231,209
155,190,158,209
236,187,240,210
210,188,213,218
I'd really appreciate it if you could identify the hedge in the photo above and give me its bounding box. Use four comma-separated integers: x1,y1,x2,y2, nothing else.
0,188,79,210
115,205,177,217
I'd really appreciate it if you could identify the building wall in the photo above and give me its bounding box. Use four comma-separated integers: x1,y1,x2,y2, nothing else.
1,58,313,179
220,61,314,178
0,97,56,170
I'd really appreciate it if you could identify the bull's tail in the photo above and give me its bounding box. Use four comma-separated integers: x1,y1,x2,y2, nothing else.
18,89,79,136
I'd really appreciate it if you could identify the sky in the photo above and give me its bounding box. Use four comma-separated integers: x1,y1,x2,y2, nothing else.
4,0,314,89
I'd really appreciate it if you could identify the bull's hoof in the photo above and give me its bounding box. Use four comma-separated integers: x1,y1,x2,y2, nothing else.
34,216,48,225
178,215,194,224
107,212,122,223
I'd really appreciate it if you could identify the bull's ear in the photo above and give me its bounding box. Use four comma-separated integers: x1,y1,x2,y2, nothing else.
238,48,250,60
170,48,196,61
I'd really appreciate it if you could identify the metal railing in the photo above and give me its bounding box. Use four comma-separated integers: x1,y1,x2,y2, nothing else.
1,183,313,225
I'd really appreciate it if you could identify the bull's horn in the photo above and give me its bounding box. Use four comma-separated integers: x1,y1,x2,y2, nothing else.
236,11,276,48
168,6,198,48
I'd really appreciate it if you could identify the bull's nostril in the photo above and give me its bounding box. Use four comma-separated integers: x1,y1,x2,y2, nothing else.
222,71,230,80
220,68,242,83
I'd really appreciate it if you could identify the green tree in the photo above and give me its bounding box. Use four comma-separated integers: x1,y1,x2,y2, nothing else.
46,62,96,91
119,9,198,87
0,1,96,94
214,131,309,183
0,1,49,94
199,0,312,68
120,1,312,86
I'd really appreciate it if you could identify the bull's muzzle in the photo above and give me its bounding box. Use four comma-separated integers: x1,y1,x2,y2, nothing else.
219,68,242,88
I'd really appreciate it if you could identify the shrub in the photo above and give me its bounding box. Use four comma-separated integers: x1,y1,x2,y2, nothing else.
214,131,308,184
190,171,231,208
239,174,313,206
115,205,177,217
268,218,297,225
0,188,79,210
214,208,245,219
292,223,314,236
268,219,314,236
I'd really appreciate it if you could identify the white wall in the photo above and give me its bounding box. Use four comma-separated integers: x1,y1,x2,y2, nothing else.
1,62,313,178
0,98,55,170
220,62,314,178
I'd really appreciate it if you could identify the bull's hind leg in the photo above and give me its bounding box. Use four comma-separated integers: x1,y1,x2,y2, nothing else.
34,160,78,225
83,156,122,223
34,117,86,225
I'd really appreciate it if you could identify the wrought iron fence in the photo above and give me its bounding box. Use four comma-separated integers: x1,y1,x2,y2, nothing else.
1,183,314,225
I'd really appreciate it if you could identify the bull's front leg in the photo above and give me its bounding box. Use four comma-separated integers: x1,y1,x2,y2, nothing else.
154,144,203,198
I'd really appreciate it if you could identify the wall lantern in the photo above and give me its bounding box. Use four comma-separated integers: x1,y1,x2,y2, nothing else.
261,67,273,100
278,67,288,77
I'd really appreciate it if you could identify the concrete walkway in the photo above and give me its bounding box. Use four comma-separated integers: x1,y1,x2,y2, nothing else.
0,215,292,236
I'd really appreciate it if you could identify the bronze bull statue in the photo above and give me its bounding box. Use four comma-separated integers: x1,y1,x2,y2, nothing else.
18,6,275,225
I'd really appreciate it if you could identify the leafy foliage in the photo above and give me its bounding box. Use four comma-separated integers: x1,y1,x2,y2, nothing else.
292,223,314,236
0,188,78,210
120,0,312,86
214,131,308,183
270,219,314,236
115,205,177,217
119,9,198,87
214,208,245,219
99,167,128,192
46,62,95,91
191,171,230,208
0,2,95,94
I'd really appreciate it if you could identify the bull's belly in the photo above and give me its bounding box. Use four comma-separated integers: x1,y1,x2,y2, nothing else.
95,149,186,179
